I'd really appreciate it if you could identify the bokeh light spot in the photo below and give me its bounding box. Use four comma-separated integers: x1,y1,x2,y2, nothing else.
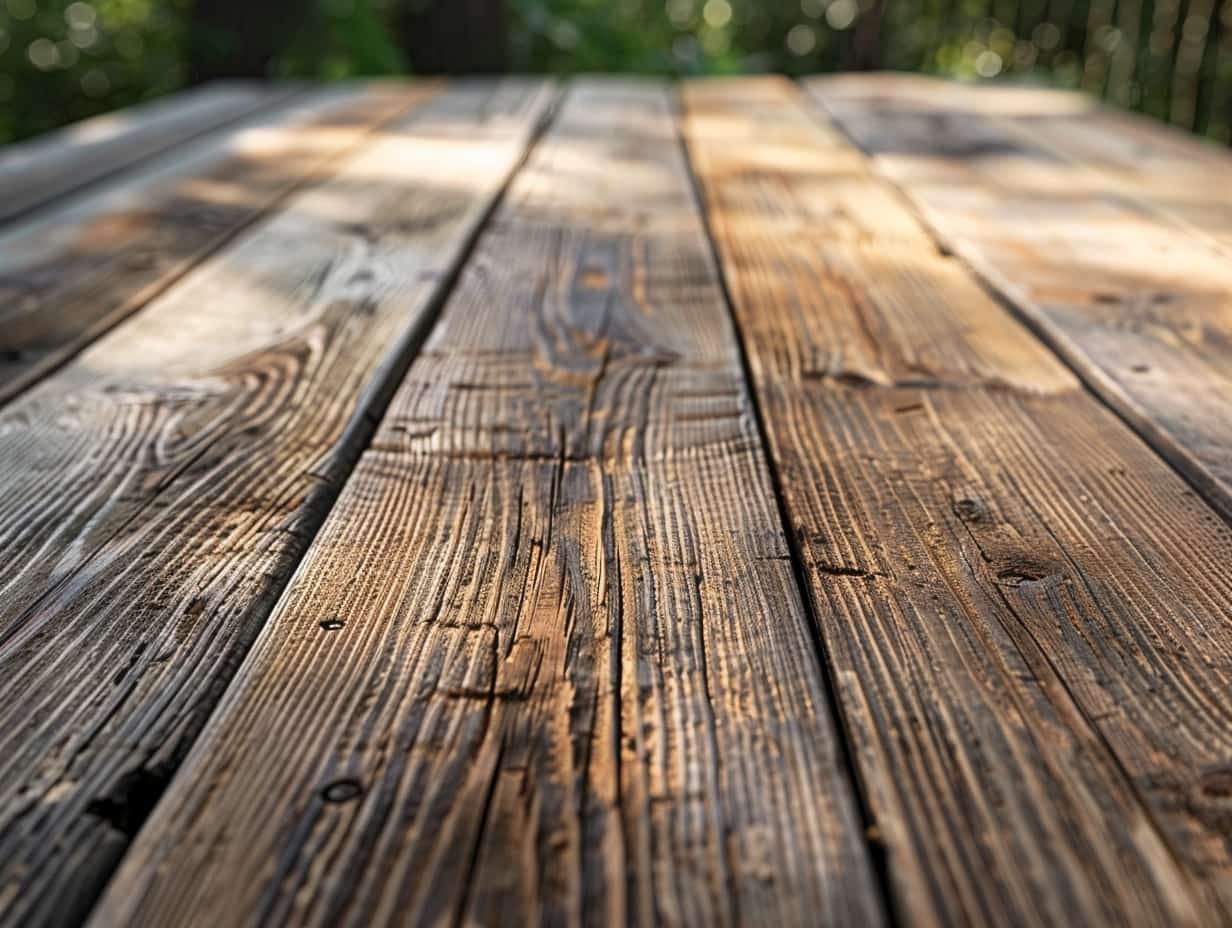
703,0,732,29
826,0,857,30
975,49,1003,76
786,23,817,55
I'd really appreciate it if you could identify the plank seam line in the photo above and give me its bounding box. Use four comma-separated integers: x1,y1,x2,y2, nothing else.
73,80,564,927
974,466,1207,909
0,85,425,412
803,81,1222,918
0,82,311,230
672,83,901,928
983,105,1232,262
803,83,1232,532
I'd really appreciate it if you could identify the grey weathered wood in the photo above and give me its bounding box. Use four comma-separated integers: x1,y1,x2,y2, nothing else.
0,82,299,225
809,74,1232,528
90,80,883,928
0,83,436,406
685,76,1232,925
0,79,553,928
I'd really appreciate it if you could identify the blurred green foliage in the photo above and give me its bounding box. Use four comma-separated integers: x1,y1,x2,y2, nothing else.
0,0,189,141
3,0,1232,144
274,0,405,80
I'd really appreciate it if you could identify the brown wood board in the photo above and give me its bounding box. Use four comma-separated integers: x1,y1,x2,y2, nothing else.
0,79,554,928
0,83,437,406
0,81,299,225
817,73,1232,255
685,76,1232,925
90,79,883,928
808,73,1232,528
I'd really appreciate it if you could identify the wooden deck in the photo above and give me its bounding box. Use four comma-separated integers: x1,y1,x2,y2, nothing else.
0,75,1229,927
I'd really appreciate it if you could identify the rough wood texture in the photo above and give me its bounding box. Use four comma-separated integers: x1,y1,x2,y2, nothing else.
809,73,1232,527
0,83,435,406
92,80,883,928
685,76,1232,925
0,82,297,225
819,73,1232,256
0,80,552,928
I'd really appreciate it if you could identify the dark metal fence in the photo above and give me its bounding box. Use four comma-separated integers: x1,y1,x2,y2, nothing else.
845,0,1232,141
3,0,1232,144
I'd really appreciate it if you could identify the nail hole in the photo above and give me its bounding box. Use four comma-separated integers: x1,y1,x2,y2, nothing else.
0,349,24,363
1130,363,1150,374
996,561,1061,588
1200,764,1232,798
952,497,985,522
319,619,345,631
321,778,363,803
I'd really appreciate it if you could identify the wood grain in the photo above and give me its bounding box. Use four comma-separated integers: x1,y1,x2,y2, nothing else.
809,73,1232,527
91,80,883,928
0,83,436,407
817,73,1232,256
0,79,553,928
0,81,298,225
685,76,1232,925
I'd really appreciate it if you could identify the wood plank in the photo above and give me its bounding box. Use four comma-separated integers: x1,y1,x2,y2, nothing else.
0,83,437,407
0,79,553,928
817,73,1232,256
0,82,299,225
809,74,1232,527
684,76,1232,925
91,80,883,928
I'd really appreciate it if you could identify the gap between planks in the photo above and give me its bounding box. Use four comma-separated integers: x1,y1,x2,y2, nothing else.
0,82,441,407
0,81,304,227
807,73,1232,531
814,72,1232,258
0,79,556,928
89,78,884,928
686,76,1232,925
670,80,901,922
4,74,1227,926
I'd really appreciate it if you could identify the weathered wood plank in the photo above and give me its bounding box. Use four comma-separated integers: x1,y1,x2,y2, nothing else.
817,73,1232,257
0,82,299,225
808,74,1232,526
0,83,436,407
685,76,1232,925
0,79,553,928
1049,111,1232,255
91,80,883,928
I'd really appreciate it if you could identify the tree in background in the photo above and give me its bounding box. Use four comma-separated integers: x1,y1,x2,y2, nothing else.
187,0,508,80
187,0,305,81
2,0,1231,144
0,0,189,142
394,0,507,73
274,0,406,79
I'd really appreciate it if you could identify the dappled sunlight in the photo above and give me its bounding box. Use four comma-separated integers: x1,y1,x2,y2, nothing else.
0,84,260,168
1,24,1232,925
818,73,1096,118
0,91,390,271
810,81,1232,302
0,0,1231,925
0,86,430,369
877,148,1232,297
